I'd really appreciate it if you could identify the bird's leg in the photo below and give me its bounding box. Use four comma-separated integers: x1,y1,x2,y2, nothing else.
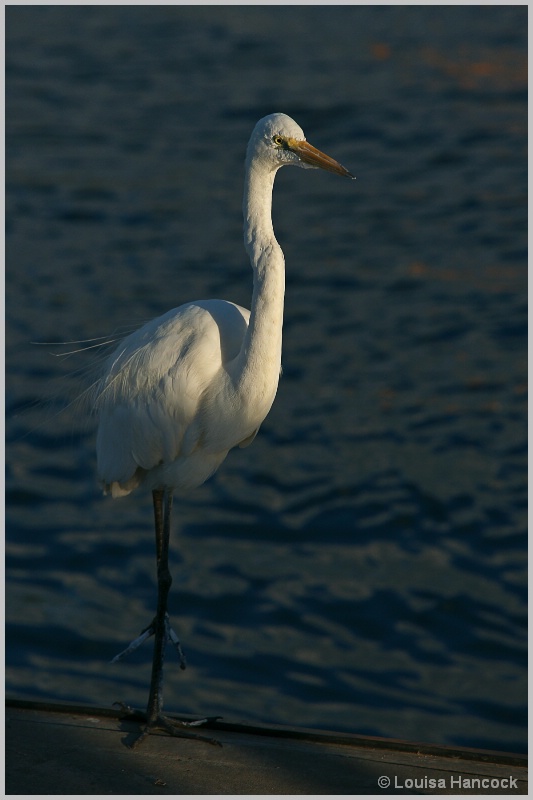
116,488,221,748
144,487,173,726
111,491,185,665
109,490,166,665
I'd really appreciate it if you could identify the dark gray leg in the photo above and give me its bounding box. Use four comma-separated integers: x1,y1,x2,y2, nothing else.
113,488,221,748
145,488,173,727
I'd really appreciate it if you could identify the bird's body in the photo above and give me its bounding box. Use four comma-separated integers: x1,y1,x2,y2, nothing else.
96,298,258,497
94,113,353,746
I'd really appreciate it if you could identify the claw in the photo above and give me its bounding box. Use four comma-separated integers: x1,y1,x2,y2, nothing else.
133,714,222,749
113,704,222,748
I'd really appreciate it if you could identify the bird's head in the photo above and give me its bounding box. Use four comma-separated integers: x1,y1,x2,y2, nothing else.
247,112,354,179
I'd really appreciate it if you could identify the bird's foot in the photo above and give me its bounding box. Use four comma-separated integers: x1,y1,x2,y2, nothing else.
113,702,222,748
111,613,186,669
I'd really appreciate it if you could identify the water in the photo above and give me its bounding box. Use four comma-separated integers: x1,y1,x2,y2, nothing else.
6,6,527,752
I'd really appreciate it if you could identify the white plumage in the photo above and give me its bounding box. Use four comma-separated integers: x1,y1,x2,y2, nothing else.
96,299,253,496
94,113,353,746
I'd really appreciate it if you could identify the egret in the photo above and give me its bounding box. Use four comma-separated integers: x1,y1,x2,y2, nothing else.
95,113,354,747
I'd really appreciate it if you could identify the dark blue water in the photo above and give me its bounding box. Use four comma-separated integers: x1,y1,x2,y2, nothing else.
6,6,527,752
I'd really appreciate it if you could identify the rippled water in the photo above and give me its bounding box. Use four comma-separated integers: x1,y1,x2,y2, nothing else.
6,6,527,752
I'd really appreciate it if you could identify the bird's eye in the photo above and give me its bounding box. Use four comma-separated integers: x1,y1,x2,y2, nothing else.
272,135,285,147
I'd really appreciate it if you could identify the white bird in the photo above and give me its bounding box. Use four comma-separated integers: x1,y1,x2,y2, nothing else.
94,112,353,747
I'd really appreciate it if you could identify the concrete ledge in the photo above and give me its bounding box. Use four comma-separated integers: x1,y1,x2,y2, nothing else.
6,699,528,795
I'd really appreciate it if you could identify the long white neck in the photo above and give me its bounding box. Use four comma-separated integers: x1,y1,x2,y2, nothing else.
234,155,285,409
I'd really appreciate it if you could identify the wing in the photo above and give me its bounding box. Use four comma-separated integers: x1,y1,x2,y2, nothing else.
95,299,250,493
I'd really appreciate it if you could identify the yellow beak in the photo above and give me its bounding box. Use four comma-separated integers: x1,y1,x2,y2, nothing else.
287,138,355,179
